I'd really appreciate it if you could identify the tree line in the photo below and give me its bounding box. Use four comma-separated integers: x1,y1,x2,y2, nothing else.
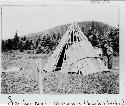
1,31,61,54
1,22,119,56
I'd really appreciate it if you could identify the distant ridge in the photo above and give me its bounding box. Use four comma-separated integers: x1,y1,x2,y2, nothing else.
23,21,117,41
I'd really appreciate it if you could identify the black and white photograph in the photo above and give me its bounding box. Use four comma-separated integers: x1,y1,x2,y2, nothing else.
1,5,119,95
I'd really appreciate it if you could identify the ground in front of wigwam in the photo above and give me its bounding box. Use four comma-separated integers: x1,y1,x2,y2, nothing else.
42,56,119,94
1,51,119,94
42,71,119,94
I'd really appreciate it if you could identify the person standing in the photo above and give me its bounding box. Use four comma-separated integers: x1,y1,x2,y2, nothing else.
104,43,113,69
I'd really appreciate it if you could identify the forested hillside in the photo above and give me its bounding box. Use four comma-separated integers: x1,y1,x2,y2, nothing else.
2,21,119,55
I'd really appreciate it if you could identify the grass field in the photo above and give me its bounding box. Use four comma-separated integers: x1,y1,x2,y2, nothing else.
1,51,119,94
1,51,48,94
42,71,119,94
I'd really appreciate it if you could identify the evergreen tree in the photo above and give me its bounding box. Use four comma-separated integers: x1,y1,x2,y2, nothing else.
13,31,20,50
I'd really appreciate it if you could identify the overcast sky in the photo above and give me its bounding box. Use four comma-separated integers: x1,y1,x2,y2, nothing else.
2,5,119,40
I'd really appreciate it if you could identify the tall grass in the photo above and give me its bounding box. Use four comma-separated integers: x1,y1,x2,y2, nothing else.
42,71,119,94
1,71,40,94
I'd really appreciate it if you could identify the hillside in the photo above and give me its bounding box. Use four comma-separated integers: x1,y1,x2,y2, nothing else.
2,21,119,55
23,21,119,55
24,21,115,41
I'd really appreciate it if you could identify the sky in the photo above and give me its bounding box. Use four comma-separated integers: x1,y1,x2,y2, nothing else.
2,5,119,40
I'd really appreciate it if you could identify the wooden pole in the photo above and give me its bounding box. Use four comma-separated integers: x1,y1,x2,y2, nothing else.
38,58,43,94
